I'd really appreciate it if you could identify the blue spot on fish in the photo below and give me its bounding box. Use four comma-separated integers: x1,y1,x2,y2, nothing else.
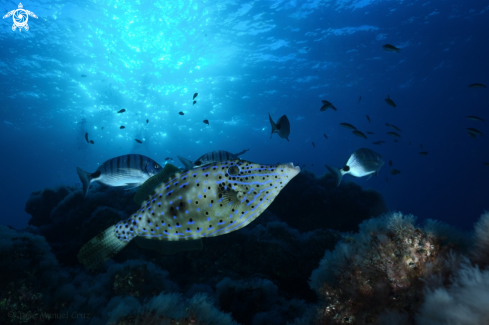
207,217,211,221
198,195,202,199
188,220,195,224
149,222,152,226
186,210,189,214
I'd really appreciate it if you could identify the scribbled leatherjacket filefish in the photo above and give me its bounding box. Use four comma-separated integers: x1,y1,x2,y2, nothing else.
177,149,250,171
77,160,300,270
76,154,163,198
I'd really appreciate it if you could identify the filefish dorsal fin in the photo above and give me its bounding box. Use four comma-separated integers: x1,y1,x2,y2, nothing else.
134,163,181,206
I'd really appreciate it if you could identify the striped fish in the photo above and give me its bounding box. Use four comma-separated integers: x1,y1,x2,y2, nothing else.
325,148,384,187
177,149,250,171
76,154,163,198
269,113,290,141
77,159,300,270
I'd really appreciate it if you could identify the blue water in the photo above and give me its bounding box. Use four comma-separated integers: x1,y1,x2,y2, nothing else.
0,0,487,231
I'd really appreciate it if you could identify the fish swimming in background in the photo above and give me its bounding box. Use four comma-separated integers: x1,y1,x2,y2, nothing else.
385,95,397,108
269,113,290,141
193,93,198,100
366,131,375,135
419,152,428,156
178,149,250,171
203,120,209,125
320,100,337,111
135,139,142,144
372,141,386,145
323,134,328,139
468,83,486,89
359,96,362,103
386,123,402,132
387,131,401,138
76,154,163,198
467,128,483,137
340,123,356,130
193,101,197,105
394,139,399,143
366,115,371,123
77,160,301,270
325,148,384,187
120,126,125,129
117,109,126,114
352,130,367,139
466,116,484,122
165,157,173,161
85,133,89,143
389,160,392,166
179,111,184,115
382,44,401,53
146,119,149,124
81,74,87,78
101,127,105,130
90,140,94,144
420,144,423,149
312,142,315,148
390,169,401,175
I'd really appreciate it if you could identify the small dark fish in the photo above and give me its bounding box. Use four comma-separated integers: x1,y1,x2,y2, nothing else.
193,93,198,100
81,74,87,78
382,44,401,53
466,116,485,122
366,131,375,135
320,100,337,111
372,141,386,145
269,113,291,141
390,169,401,175
409,142,411,145
101,127,104,130
85,133,89,143
146,119,149,123
340,123,356,130
165,157,172,161
120,126,125,129
179,111,184,115
386,123,402,132
352,130,367,139
312,142,315,148
366,115,371,123
467,132,476,139
420,144,423,149
117,109,126,114
193,101,197,105
135,139,142,144
323,134,328,139
385,95,397,108
467,127,483,137
394,139,399,143
419,152,428,156
90,140,94,144
358,96,362,103
389,160,392,166
468,83,486,89
387,132,401,138
203,119,209,125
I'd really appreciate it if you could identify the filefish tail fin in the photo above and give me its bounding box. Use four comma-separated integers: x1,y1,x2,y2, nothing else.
268,113,277,137
325,165,343,187
177,156,194,171
77,225,130,271
76,167,92,198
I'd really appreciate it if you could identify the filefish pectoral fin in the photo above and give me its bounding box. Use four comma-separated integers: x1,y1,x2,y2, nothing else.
77,225,130,271
134,237,203,255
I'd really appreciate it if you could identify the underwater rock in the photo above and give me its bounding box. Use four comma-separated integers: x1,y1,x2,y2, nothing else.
268,170,388,233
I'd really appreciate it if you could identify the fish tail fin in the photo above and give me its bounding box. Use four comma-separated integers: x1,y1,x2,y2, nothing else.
268,113,277,138
76,167,92,198
177,156,194,171
77,225,130,271
325,165,344,187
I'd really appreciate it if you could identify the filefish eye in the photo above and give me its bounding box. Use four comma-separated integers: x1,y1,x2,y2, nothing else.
227,165,240,176
154,164,160,169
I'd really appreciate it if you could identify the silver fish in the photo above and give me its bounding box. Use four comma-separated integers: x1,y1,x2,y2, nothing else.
269,113,291,141
76,154,162,198
325,148,384,187
178,149,250,171
77,160,301,270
